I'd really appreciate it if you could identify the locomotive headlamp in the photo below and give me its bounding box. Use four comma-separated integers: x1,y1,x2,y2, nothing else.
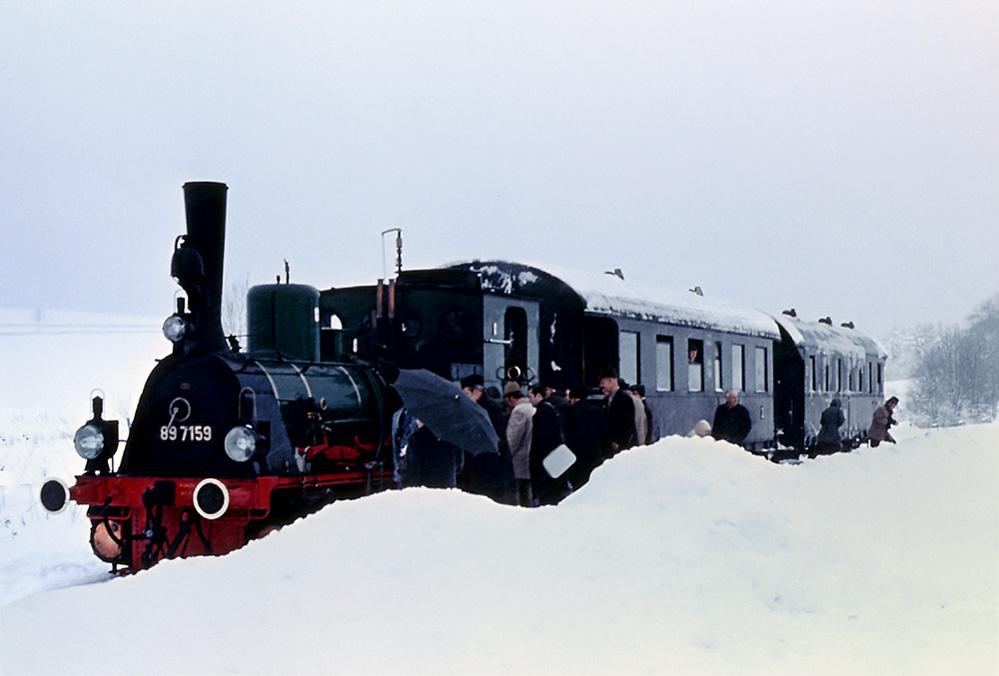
162,314,189,343
224,425,259,462
74,395,120,472
74,423,105,459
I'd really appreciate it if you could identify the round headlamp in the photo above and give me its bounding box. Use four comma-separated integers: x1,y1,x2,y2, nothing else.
73,423,104,459
162,314,188,343
224,425,258,462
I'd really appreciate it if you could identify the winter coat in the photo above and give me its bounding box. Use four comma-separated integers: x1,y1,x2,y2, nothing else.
712,402,752,445
529,400,567,505
400,426,461,489
462,395,517,505
564,398,604,488
506,399,534,479
869,404,895,442
628,391,648,447
816,400,845,450
604,388,637,454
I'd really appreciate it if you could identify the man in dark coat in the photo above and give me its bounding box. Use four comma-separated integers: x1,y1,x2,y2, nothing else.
528,385,568,505
712,390,752,445
459,375,517,505
564,387,604,489
599,367,637,456
400,423,462,488
814,398,845,455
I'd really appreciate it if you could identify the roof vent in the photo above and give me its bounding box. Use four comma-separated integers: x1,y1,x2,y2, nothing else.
840,321,854,329
604,268,625,280
818,317,832,325
782,308,797,317
689,286,703,296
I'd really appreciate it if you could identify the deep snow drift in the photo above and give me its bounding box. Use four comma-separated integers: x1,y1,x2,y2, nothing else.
0,312,996,675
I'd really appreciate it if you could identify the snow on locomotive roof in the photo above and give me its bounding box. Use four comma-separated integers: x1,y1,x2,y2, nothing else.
774,314,887,360
444,260,781,339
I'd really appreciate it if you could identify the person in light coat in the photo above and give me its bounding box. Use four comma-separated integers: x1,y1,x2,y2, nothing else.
503,382,535,506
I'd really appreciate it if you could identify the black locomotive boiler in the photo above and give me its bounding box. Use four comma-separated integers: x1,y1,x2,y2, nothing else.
42,183,395,573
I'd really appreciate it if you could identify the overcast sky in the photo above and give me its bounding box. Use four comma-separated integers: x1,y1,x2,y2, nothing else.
1,2,996,339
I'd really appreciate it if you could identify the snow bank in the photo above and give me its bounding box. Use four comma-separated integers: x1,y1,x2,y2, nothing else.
0,424,995,675
0,311,995,674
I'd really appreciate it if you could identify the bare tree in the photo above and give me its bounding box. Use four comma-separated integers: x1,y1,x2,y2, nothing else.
909,293,999,426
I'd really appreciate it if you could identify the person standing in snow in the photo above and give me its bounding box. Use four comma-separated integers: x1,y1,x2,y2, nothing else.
564,387,604,489
814,398,845,455
459,375,517,505
712,390,752,446
599,367,637,456
504,381,535,506
528,384,568,505
869,396,899,447
399,421,463,488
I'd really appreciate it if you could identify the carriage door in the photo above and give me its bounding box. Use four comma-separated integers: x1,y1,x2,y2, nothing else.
482,296,540,388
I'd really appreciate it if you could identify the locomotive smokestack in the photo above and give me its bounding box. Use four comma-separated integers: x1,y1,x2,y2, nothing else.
181,181,228,353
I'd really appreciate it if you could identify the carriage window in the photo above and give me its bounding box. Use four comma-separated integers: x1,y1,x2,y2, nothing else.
688,339,703,392
859,365,864,393
837,358,843,392
755,346,768,392
825,364,830,392
877,363,883,393
732,344,745,392
504,307,528,377
809,355,817,392
714,342,723,391
656,336,673,392
619,330,639,386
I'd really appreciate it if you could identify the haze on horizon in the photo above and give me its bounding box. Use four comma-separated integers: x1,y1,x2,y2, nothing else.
1,2,996,339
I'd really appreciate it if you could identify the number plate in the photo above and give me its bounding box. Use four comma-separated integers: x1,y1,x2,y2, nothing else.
160,425,214,442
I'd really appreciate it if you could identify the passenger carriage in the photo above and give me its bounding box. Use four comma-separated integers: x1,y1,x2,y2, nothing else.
321,261,783,453
773,312,887,451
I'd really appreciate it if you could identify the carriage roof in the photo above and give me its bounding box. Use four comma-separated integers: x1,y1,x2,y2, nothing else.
445,260,782,340
774,314,887,361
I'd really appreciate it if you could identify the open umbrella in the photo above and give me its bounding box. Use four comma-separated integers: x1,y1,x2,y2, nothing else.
390,369,499,455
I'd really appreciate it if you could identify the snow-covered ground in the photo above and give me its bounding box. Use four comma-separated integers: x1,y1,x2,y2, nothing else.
0,313,996,675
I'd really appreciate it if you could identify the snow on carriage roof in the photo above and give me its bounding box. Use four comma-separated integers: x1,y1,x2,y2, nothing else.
774,314,888,360
444,260,781,339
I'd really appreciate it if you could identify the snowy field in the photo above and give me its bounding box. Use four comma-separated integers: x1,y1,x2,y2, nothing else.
0,312,996,675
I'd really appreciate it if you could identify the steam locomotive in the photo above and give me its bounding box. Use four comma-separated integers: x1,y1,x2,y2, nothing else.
41,181,887,573
41,183,396,573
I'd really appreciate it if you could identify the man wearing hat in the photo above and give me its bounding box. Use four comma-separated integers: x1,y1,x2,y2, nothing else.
503,381,535,506
869,396,899,447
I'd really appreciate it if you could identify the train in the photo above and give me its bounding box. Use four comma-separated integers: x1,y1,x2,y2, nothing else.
41,181,887,573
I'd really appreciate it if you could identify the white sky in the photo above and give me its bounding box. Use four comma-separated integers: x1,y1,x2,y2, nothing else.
2,1,996,338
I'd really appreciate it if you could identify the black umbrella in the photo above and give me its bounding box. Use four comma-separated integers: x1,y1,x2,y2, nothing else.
391,369,499,455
